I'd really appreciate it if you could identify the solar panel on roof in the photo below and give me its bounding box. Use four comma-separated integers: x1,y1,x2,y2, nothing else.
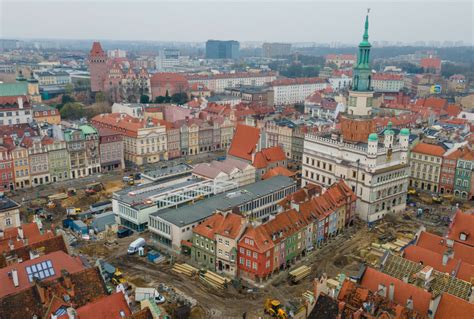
25,259,55,282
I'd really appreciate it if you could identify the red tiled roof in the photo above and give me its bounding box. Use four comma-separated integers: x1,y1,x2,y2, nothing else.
0,251,85,298
261,209,307,244
228,124,260,161
416,231,474,266
262,166,296,180
90,42,105,57
271,77,326,87
434,293,474,319
193,213,225,239
372,73,403,81
447,211,474,247
71,292,131,319
326,54,356,61
420,57,441,70
403,245,474,282
411,143,445,157
446,104,462,117
150,72,189,86
215,213,245,239
360,267,432,315
0,95,30,106
415,97,447,110
0,223,54,253
239,225,274,254
253,146,286,169
186,72,276,81
91,113,165,138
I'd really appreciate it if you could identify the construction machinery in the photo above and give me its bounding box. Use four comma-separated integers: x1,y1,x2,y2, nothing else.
46,201,56,209
111,269,126,286
264,299,288,319
407,188,417,196
85,182,104,195
432,195,443,204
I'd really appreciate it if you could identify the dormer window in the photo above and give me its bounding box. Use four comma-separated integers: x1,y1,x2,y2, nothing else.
459,232,469,241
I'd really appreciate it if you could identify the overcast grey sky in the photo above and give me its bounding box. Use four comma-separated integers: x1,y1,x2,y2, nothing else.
1,1,473,44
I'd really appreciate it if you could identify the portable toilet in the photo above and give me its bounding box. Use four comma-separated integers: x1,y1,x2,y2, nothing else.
138,247,145,257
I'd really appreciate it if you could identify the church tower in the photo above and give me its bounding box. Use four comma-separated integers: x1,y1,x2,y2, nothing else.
27,72,42,103
340,11,376,143
88,42,108,93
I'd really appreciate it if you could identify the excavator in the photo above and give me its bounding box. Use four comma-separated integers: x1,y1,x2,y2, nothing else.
264,299,288,319
111,269,126,286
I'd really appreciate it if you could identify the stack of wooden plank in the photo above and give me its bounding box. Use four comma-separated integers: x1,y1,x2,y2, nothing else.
171,263,198,277
199,270,228,290
289,265,311,283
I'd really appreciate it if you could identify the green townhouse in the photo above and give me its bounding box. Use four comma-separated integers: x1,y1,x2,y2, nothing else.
46,139,71,182
261,208,307,269
454,151,474,200
191,213,226,271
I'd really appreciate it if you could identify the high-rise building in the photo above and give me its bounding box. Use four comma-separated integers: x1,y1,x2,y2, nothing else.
205,40,240,59
88,42,108,93
262,43,291,58
302,13,410,223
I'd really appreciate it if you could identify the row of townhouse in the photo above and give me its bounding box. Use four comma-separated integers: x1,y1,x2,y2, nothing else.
409,142,474,199
186,72,277,93
92,113,235,165
189,180,356,283
0,124,124,191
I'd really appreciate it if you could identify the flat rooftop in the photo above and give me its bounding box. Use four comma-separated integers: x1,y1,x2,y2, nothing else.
115,177,204,209
142,163,193,180
152,175,295,226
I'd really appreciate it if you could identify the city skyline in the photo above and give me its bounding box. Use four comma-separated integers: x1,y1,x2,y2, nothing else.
1,1,472,44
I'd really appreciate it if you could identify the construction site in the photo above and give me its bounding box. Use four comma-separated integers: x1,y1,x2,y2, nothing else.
68,197,457,319
11,170,468,319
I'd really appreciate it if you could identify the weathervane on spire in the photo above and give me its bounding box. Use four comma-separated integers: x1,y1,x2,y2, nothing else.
363,9,370,41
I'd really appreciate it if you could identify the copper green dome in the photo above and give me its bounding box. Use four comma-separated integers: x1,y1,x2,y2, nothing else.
400,128,410,136
368,133,378,141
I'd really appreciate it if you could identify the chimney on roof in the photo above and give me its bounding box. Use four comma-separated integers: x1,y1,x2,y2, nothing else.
11,269,19,287
8,239,14,251
388,283,395,301
406,296,414,310
67,307,77,319
17,226,24,240
62,269,73,289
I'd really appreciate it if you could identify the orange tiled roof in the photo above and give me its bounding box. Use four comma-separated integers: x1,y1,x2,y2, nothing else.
0,251,86,298
239,225,274,254
403,245,474,282
434,293,474,319
253,146,286,169
0,223,54,253
411,143,445,157
420,57,441,70
262,166,296,180
193,213,225,239
360,267,432,315
70,292,131,319
447,211,474,247
228,124,260,161
416,231,474,265
446,104,462,117
215,213,245,239
91,113,164,138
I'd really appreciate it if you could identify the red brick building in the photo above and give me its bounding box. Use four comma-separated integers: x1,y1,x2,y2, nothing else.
88,42,108,93
150,72,189,98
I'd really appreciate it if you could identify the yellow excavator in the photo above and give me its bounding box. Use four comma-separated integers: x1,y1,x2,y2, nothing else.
111,269,126,286
264,299,288,319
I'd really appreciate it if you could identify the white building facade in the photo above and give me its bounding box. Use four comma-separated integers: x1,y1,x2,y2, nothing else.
271,78,327,105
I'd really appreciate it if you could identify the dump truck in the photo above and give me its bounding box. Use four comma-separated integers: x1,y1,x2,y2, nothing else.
264,299,288,319
288,265,311,284
85,182,104,195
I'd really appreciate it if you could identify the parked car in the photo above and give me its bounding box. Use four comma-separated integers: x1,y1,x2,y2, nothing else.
117,228,133,238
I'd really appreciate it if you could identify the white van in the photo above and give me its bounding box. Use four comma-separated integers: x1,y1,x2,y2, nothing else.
127,237,146,254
